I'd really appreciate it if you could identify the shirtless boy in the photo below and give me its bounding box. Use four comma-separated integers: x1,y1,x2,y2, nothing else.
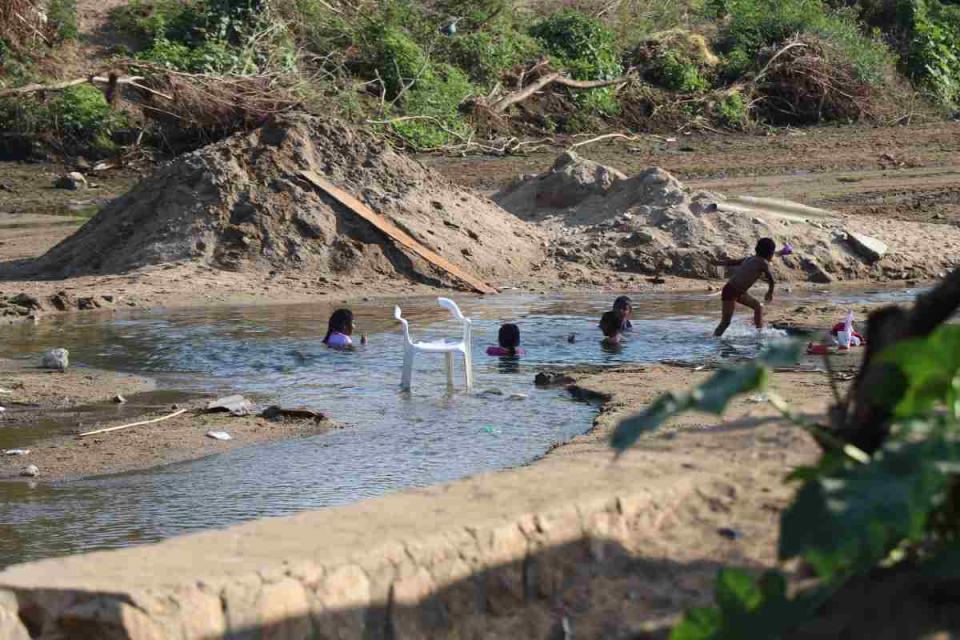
714,238,776,337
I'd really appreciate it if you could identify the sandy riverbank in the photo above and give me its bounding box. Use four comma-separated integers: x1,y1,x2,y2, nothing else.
0,358,340,481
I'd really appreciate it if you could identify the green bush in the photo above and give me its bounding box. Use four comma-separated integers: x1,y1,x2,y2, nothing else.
0,84,125,155
711,0,896,86
530,9,621,81
48,0,78,40
715,88,749,126
529,9,623,115
905,0,960,107
650,50,710,92
444,30,539,87
391,63,474,149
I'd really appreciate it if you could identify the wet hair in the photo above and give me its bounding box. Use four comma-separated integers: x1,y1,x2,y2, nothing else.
498,323,521,356
613,296,632,312
755,237,776,260
323,308,353,344
600,311,621,338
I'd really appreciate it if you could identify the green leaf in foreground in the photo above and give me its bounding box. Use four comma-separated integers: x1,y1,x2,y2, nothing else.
876,325,960,418
779,434,960,579
670,569,813,640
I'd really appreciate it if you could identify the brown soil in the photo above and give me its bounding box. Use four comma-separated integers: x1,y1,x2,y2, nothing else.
0,357,154,409
0,403,339,481
471,362,839,638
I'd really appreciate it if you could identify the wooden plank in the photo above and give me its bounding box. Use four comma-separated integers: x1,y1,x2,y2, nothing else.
299,170,498,295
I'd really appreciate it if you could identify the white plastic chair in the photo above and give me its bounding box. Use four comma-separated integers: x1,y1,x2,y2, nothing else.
394,297,474,392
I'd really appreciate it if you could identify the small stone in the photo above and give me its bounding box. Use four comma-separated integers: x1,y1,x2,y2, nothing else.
716,527,741,540
8,293,42,310
113,394,126,404
41,348,69,371
77,297,101,310
54,172,87,190
21,464,39,477
534,372,575,387
507,393,527,401
206,431,233,441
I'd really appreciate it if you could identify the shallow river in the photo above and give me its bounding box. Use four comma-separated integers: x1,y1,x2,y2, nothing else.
0,288,920,566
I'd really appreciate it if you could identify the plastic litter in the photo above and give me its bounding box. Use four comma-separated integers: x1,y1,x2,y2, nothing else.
205,395,255,416
3,449,29,456
508,393,528,401
206,431,233,441
395,297,474,392
481,425,502,436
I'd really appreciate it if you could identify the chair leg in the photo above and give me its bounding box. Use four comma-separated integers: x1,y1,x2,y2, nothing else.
445,352,455,389
463,348,474,391
401,348,414,391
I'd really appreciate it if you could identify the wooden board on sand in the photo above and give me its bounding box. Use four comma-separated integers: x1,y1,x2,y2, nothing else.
299,170,498,295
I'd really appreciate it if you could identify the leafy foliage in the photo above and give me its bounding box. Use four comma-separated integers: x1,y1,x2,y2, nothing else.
529,9,623,115
48,0,78,40
650,50,710,92
710,0,896,86
906,1,960,109
612,321,960,637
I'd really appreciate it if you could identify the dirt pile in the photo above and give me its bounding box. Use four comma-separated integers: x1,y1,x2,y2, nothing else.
495,151,955,282
27,116,547,289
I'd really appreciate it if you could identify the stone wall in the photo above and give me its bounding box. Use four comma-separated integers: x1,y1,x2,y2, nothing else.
0,453,700,640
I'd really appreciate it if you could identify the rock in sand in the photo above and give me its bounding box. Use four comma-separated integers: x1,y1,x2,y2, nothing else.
40,348,69,371
21,464,39,477
53,172,87,190
846,232,888,263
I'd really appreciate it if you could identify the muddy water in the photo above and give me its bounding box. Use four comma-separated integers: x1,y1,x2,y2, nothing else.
0,289,919,566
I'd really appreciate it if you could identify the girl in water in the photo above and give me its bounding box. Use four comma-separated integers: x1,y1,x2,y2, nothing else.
323,309,366,349
486,323,525,356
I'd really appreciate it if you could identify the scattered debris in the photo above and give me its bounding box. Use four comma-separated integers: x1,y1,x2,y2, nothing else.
205,394,255,416
77,408,189,437
206,430,233,441
40,348,69,371
3,449,30,456
53,172,87,190
259,405,325,422
21,464,39,477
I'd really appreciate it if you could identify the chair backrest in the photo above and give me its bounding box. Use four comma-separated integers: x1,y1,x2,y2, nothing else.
437,297,471,345
394,305,413,346
437,297,469,324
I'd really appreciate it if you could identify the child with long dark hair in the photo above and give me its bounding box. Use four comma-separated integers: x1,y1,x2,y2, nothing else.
486,323,525,356
323,308,361,349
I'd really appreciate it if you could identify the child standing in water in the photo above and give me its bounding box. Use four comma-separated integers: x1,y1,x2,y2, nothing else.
323,308,365,349
714,238,776,337
487,323,525,356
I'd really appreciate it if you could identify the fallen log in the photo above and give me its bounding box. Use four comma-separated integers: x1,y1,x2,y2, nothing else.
488,69,638,113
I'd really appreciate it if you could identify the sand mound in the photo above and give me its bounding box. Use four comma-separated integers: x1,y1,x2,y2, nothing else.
494,152,949,282
30,117,546,289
